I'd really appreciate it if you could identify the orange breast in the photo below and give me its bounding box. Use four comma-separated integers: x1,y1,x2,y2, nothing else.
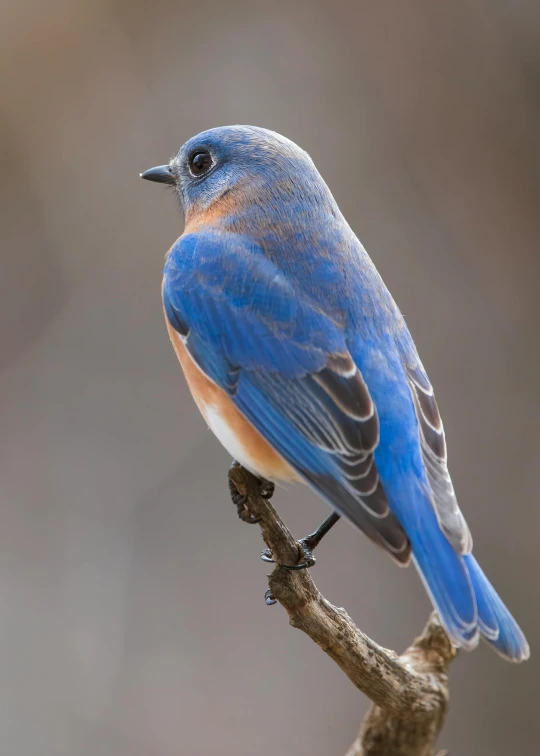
165,316,299,483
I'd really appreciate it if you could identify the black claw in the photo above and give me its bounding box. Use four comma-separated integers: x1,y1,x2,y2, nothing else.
228,476,262,523
260,538,317,571
280,538,317,571
259,480,275,500
243,510,262,524
238,507,262,524
264,588,277,605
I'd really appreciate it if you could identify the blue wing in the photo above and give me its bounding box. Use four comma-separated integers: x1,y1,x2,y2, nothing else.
164,231,529,660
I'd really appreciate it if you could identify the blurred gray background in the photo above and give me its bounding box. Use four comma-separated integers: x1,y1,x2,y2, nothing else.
1,1,539,754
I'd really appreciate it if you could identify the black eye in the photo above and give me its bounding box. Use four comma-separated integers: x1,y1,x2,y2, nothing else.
189,150,213,177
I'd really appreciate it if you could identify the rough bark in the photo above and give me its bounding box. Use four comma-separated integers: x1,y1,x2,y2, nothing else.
229,462,457,756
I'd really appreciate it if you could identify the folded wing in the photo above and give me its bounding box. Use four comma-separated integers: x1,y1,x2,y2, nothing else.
163,232,409,563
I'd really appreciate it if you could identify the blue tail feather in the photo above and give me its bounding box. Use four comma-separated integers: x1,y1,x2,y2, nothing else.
463,554,530,662
407,500,529,660
408,506,479,650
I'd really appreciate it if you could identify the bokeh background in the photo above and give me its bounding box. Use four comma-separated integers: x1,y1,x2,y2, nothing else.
1,1,539,754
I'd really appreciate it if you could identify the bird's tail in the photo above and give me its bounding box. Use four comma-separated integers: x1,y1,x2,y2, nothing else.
463,553,529,662
409,507,529,662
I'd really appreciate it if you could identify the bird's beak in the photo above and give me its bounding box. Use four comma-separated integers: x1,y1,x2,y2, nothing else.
140,165,176,185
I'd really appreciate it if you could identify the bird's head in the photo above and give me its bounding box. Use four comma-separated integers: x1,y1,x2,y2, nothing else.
141,125,331,231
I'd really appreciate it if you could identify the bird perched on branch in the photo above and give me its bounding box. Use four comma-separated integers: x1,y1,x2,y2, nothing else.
141,125,528,662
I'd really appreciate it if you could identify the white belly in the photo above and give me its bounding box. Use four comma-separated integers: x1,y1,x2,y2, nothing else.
204,405,263,476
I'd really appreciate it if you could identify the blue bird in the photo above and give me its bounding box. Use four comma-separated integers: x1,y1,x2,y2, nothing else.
141,125,529,661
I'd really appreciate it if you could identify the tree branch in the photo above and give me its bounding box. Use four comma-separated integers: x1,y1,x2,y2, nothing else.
228,462,457,756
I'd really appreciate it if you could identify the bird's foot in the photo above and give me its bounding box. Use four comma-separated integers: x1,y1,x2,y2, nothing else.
261,535,317,571
260,511,341,572
261,536,317,607
228,466,274,524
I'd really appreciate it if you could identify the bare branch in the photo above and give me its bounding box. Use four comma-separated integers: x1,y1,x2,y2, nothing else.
229,462,457,756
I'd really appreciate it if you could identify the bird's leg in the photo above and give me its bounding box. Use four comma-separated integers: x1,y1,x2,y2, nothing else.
228,461,275,524
261,511,341,571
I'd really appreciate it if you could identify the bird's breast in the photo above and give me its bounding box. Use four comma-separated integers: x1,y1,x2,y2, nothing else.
165,315,299,483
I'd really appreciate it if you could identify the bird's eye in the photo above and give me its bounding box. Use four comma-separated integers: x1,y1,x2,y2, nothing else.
189,150,213,177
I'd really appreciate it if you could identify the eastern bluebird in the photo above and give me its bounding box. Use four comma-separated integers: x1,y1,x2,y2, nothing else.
141,126,529,661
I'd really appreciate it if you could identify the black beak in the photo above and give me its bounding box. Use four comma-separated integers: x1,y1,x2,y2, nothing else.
140,164,175,185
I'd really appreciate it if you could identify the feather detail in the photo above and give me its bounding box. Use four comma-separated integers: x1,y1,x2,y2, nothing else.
406,363,472,554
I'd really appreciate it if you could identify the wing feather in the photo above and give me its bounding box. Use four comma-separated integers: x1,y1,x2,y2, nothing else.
406,363,472,554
